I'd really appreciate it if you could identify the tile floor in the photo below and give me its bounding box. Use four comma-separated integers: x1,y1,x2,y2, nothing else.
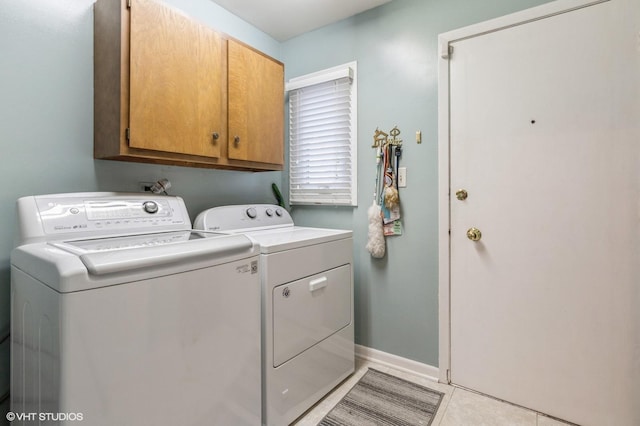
293,358,573,426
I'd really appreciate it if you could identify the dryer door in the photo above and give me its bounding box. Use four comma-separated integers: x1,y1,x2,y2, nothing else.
272,265,351,367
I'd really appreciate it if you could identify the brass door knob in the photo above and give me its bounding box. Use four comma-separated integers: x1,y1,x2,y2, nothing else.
456,189,468,201
467,227,482,241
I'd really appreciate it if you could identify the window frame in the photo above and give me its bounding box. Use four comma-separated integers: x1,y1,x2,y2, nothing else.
286,61,358,206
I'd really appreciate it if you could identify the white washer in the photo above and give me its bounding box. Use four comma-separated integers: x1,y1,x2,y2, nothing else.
11,193,261,426
194,204,354,426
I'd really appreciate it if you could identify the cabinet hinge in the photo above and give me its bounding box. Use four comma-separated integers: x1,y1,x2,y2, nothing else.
446,369,451,383
127,0,131,9
440,43,454,60
125,127,131,143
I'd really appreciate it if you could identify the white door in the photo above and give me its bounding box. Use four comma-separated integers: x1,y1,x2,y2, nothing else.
447,1,639,425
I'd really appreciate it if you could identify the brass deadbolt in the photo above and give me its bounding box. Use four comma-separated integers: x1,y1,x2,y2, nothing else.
467,227,482,242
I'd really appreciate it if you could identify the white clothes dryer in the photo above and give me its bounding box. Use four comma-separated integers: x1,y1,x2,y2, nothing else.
194,205,354,426
11,193,262,426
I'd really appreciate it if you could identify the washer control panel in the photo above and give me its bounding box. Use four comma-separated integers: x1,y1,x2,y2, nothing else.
16,193,190,245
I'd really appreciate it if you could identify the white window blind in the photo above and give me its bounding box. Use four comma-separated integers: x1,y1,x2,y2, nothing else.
287,62,357,206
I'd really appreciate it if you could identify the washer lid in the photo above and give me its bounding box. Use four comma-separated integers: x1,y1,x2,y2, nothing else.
50,231,250,275
11,231,259,292
244,226,352,253
51,230,214,254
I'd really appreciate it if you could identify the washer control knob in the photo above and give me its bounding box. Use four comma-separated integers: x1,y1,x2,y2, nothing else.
246,207,257,219
265,208,274,217
143,201,159,214
275,208,283,217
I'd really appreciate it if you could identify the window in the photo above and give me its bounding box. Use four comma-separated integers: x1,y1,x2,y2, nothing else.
286,62,357,206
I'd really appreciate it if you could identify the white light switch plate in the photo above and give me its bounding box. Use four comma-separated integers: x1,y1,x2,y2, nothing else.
398,167,407,187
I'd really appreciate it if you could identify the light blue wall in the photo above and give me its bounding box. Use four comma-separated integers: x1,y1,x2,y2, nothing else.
0,0,556,418
281,0,553,367
0,0,281,418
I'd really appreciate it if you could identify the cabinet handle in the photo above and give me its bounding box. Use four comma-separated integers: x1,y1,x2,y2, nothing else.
212,132,219,141
234,136,240,145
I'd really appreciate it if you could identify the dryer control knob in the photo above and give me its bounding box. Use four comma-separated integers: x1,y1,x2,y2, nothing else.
246,207,257,219
265,208,274,217
275,208,283,217
143,201,158,214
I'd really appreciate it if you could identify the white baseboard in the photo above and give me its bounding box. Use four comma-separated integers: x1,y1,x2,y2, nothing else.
355,344,440,383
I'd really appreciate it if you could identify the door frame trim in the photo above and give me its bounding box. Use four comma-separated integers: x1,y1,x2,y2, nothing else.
436,0,609,384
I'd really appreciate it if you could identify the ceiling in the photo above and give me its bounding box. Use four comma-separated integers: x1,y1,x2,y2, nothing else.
211,0,393,41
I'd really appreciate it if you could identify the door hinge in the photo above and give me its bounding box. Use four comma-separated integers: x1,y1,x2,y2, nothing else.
127,0,131,9
440,43,454,59
446,369,451,383
125,127,131,143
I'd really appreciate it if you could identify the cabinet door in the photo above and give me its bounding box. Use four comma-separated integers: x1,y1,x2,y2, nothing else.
129,0,225,158
228,40,284,165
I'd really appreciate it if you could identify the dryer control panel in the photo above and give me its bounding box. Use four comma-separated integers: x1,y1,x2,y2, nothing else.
194,204,293,232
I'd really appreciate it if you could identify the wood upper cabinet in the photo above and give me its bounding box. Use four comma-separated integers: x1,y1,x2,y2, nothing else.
228,40,284,165
129,0,224,158
94,0,284,171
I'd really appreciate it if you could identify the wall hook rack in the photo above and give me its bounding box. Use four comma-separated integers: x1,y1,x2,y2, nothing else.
372,126,403,148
